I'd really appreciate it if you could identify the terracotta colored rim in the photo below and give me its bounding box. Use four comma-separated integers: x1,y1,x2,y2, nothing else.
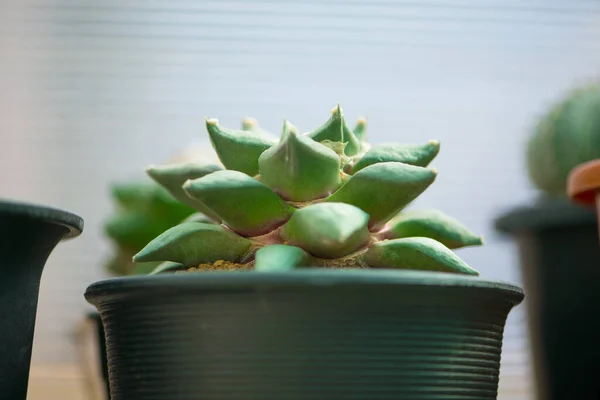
567,159,600,207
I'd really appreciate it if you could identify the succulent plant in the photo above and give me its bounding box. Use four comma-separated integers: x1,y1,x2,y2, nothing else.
103,144,221,276
527,83,600,196
103,182,201,275
133,105,484,275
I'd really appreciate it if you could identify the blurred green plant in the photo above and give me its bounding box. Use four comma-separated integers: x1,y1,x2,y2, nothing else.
527,82,600,196
103,181,199,276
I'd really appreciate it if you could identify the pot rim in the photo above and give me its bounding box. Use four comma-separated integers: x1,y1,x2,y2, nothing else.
85,270,524,306
0,198,83,238
495,196,595,233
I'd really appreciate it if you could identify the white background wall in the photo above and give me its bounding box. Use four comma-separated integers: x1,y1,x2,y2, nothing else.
2,1,600,399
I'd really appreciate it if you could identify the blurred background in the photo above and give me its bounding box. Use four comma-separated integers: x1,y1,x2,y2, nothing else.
1,0,600,399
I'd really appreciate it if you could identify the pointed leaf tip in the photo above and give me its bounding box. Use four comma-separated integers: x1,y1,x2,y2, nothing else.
149,261,187,275
351,141,441,174
353,117,367,144
326,162,437,230
146,162,223,221
205,118,276,176
241,117,277,139
382,209,484,249
183,170,295,236
259,124,342,201
281,202,370,259
364,237,479,275
306,105,360,156
254,245,312,272
133,222,253,266
331,103,342,115
242,117,257,131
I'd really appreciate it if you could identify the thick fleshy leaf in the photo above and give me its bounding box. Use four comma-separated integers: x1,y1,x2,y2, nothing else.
325,162,437,230
206,118,276,176
254,244,313,272
258,121,342,201
241,118,278,141
183,170,295,236
306,104,360,156
381,209,483,249
146,162,223,221
104,211,174,251
110,182,157,210
111,182,195,222
353,117,367,143
364,237,479,275
281,202,369,259
133,222,253,266
149,261,187,275
351,141,440,174
182,212,217,224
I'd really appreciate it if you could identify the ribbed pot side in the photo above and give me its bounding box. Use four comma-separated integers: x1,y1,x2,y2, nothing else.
85,270,523,400
0,200,83,399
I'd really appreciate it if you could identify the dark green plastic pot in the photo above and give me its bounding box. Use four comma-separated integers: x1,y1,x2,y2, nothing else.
85,270,523,400
0,199,83,399
495,197,600,400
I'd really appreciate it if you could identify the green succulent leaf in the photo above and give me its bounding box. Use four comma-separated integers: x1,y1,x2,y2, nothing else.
281,202,370,259
351,141,440,174
254,244,313,272
353,117,367,143
258,121,342,201
320,140,348,156
364,237,479,275
181,212,217,224
382,209,483,249
110,182,157,210
146,162,223,221
104,211,174,251
206,118,276,176
183,170,296,236
133,222,254,266
149,261,187,275
241,117,278,141
306,104,360,156
325,162,437,231
111,182,195,222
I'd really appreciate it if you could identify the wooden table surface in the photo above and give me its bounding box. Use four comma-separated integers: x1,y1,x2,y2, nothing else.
27,365,88,400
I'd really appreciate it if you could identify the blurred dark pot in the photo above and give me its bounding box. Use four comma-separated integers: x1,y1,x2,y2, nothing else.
0,199,83,399
85,270,523,400
495,197,600,400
